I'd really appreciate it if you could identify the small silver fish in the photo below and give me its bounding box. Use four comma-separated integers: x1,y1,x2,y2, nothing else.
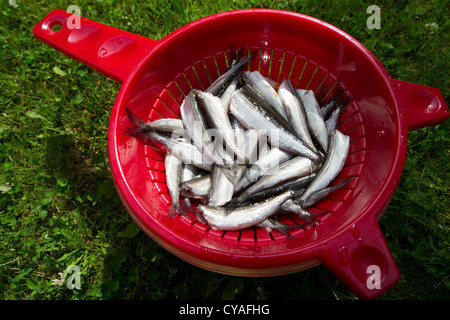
324,92,351,133
234,147,292,193
300,177,354,208
325,106,342,133
231,155,320,206
298,130,350,205
207,165,235,207
220,73,241,113
165,153,184,218
180,90,225,167
230,114,246,153
241,83,297,137
195,90,246,164
230,89,320,162
198,191,294,231
124,106,184,136
242,70,288,120
180,163,198,214
241,173,316,205
181,163,198,184
278,79,316,151
206,52,255,96
296,89,329,152
320,91,351,120
240,128,270,165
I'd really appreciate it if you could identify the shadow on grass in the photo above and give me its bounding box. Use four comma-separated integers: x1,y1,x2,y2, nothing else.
43,133,132,298
42,133,352,300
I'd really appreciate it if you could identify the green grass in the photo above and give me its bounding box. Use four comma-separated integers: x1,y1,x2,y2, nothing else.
0,0,448,300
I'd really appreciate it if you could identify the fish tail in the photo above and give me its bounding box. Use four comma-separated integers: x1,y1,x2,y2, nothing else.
297,209,330,228
264,218,302,240
228,42,240,68
275,227,296,240
125,127,151,140
169,203,196,222
181,198,196,215
168,202,185,217
333,176,355,189
224,190,249,209
196,211,208,224
321,89,345,112
299,177,355,207
273,223,299,240
316,85,329,102
125,106,147,129
124,106,156,139
125,126,144,136
339,92,353,108
168,204,180,219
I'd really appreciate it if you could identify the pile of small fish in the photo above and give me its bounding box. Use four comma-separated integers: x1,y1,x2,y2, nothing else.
125,48,352,238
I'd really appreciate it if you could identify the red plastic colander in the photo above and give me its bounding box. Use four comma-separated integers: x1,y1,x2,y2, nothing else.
33,9,448,299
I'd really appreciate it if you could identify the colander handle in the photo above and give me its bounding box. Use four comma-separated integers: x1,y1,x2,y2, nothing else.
390,79,449,131
318,216,400,300
32,9,157,83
